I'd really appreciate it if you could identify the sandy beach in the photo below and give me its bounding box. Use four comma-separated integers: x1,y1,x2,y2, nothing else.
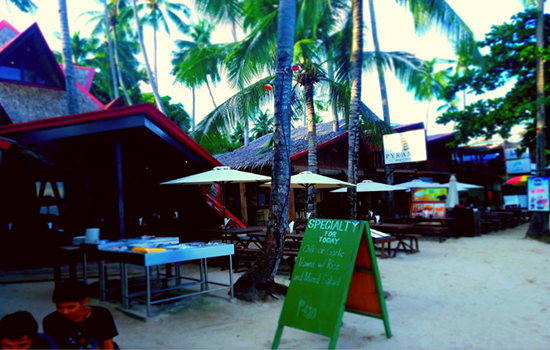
1,222,550,349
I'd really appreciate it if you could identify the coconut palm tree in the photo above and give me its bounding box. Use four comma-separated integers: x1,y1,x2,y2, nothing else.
251,109,273,139
131,0,166,114
58,0,79,115
232,0,296,302
103,0,118,99
347,0,362,220
406,58,452,135
138,0,190,89
367,0,477,216
81,0,135,105
192,0,243,41
171,19,220,132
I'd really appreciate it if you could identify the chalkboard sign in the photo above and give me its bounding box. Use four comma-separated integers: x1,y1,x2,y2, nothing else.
272,219,391,349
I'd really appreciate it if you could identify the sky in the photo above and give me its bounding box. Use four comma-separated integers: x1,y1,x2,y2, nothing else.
0,0,538,135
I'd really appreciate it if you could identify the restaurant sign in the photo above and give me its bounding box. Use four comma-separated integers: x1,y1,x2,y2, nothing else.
383,129,427,165
527,177,550,212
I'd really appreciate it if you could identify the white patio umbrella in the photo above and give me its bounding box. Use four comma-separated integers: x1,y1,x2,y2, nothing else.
331,180,407,193
446,175,459,208
263,171,355,218
262,171,356,190
395,179,447,189
439,181,484,192
161,166,271,220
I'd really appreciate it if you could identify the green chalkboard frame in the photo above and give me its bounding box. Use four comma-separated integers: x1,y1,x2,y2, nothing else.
272,219,391,349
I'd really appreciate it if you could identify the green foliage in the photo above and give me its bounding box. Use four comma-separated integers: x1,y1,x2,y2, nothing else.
437,9,550,163
140,93,191,132
251,109,274,139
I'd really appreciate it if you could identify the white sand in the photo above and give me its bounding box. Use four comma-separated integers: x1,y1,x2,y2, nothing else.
1,222,550,349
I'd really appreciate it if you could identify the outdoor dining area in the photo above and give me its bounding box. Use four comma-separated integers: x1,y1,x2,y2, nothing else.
49,166,532,319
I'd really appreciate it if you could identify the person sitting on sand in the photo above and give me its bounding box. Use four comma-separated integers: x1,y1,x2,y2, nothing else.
43,281,118,349
0,311,57,349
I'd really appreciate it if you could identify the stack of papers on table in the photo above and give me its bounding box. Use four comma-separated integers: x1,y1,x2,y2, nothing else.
370,229,391,238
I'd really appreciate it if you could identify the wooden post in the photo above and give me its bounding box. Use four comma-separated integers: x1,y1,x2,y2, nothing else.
288,188,296,220
239,183,248,226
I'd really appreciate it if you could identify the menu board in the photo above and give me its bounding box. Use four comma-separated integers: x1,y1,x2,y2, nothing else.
273,219,391,349
411,188,447,202
410,202,446,218
527,177,550,212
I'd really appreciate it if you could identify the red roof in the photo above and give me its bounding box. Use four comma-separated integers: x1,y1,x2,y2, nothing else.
0,103,221,167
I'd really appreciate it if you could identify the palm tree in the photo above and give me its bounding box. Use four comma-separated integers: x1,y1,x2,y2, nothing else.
233,0,296,302
406,58,452,135
347,0,362,220
251,109,273,139
103,0,118,99
139,0,190,89
520,0,549,238
81,0,135,105
131,0,166,114
193,0,243,41
171,19,220,132
58,0,79,115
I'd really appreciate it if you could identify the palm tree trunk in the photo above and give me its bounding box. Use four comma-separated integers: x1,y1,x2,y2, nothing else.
104,0,118,99
58,0,79,115
244,120,250,146
153,27,159,89
192,87,195,132
369,0,394,216
527,0,549,238
233,0,295,301
348,0,363,220
327,61,339,132
131,0,166,115
305,82,318,218
112,25,132,105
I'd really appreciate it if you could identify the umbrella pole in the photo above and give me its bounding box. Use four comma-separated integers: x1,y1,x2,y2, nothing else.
221,183,227,225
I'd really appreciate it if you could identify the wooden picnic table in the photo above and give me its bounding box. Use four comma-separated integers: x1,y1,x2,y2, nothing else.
369,223,419,256
201,226,264,247
406,217,457,242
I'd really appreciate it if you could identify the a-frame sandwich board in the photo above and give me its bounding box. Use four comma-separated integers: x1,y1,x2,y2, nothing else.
272,219,391,349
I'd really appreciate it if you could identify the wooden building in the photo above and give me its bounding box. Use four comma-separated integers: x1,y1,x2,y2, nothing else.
0,21,222,268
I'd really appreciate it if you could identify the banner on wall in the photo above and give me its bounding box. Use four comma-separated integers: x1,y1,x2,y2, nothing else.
506,159,531,174
383,129,427,165
527,177,550,212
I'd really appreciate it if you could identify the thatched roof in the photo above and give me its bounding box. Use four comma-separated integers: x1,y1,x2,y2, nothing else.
0,82,103,124
0,20,18,48
215,121,346,172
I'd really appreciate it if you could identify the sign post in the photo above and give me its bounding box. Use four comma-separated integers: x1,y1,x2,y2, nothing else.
272,219,391,349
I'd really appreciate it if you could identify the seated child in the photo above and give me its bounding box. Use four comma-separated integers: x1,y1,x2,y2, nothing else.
43,281,118,349
0,311,57,349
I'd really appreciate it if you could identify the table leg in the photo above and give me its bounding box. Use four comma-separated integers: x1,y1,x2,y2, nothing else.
99,260,106,301
199,259,205,291
229,255,234,299
204,258,209,291
392,234,405,257
121,263,129,309
146,266,151,318
83,253,88,286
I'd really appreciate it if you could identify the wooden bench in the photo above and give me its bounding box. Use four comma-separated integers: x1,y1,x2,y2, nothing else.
233,248,299,274
234,248,261,272
412,225,449,243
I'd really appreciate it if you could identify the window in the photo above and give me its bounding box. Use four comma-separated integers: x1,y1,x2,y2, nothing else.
0,47,58,87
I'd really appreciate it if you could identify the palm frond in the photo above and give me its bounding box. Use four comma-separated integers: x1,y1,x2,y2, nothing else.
225,10,278,89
